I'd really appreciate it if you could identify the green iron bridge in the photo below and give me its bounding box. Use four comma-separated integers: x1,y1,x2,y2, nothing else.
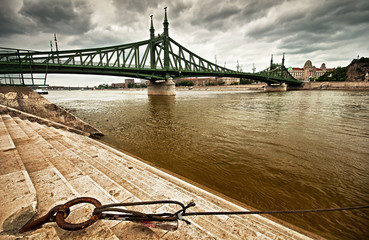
0,9,301,86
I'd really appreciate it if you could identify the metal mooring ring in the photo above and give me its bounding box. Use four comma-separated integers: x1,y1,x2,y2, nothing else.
55,197,102,231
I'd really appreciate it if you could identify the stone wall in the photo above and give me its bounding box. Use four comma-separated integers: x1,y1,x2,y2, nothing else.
0,86,103,137
290,81,369,90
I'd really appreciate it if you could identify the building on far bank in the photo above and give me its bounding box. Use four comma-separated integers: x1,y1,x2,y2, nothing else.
217,77,240,85
175,77,217,86
288,60,334,82
111,83,125,88
125,79,135,86
175,77,240,86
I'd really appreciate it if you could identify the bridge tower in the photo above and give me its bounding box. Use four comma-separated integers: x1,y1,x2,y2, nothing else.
163,7,170,73
270,54,273,69
264,53,288,92
147,7,176,96
150,15,155,69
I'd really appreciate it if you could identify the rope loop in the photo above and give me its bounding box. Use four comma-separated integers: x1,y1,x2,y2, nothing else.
19,196,369,234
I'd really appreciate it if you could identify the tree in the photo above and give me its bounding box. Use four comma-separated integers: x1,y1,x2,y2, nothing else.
176,81,194,86
317,67,347,82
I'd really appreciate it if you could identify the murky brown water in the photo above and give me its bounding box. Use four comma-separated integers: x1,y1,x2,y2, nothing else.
47,89,369,239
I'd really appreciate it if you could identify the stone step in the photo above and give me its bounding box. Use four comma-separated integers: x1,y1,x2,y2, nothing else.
0,226,61,240
0,116,25,176
88,139,301,239
34,122,137,201
23,120,127,205
0,110,313,239
26,124,184,236
7,117,120,239
80,137,301,239
43,125,262,239
44,127,156,198
0,169,37,234
1,115,28,140
61,136,265,238
0,114,15,151
0,115,37,234
41,123,223,238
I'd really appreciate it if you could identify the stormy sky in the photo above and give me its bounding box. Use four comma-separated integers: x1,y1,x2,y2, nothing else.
1,0,368,87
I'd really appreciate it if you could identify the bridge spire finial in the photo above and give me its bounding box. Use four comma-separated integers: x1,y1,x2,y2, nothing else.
270,54,273,68
163,7,169,36
150,15,155,39
282,53,285,67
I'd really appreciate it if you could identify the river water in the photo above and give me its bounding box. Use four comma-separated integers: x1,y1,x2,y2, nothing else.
46,89,369,239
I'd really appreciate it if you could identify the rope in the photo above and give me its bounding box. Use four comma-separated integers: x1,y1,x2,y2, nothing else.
19,197,369,233
94,200,369,225
183,205,369,217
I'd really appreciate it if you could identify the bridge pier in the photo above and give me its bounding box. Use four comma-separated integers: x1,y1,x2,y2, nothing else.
264,83,287,92
147,78,176,96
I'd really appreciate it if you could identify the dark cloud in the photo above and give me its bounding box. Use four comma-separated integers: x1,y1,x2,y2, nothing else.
188,1,241,31
245,0,369,56
113,0,161,12
1,0,368,76
237,0,287,23
0,0,33,37
19,0,94,35
0,0,94,39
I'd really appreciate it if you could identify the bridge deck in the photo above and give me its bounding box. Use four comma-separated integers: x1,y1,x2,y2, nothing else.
0,105,314,239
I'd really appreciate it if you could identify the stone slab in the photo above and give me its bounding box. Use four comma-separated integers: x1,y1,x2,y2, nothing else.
0,170,37,233
0,116,15,151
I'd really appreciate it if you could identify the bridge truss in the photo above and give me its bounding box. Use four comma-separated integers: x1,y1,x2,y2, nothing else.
0,10,301,86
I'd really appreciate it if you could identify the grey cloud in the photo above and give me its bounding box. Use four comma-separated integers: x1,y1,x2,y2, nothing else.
247,0,369,39
19,0,94,35
170,1,192,15
244,0,369,57
112,0,161,12
1,0,368,70
187,1,241,31
0,0,33,37
237,0,286,23
111,0,162,29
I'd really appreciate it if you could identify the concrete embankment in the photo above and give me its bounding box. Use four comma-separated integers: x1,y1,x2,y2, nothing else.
0,86,102,137
177,81,369,91
176,84,266,91
0,86,316,239
291,81,369,90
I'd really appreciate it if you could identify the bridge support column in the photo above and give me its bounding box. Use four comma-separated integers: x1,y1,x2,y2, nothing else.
264,83,287,92
147,78,176,96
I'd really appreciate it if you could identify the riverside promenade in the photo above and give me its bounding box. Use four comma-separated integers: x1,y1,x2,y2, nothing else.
0,88,316,239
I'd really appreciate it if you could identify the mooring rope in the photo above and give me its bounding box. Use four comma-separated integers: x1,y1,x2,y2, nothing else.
19,197,369,233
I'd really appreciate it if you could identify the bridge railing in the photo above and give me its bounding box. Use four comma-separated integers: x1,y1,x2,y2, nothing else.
0,38,300,84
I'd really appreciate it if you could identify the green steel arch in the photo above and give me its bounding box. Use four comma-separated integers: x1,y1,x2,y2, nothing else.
0,9,301,86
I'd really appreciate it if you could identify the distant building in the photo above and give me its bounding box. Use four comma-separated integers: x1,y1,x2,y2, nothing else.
175,77,217,86
125,79,135,87
288,60,334,82
111,83,125,88
217,77,240,85
175,77,240,86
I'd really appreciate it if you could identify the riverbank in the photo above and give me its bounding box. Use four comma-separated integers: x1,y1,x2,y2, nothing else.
291,81,369,90
0,87,316,239
179,81,369,91
45,89,369,239
116,81,369,92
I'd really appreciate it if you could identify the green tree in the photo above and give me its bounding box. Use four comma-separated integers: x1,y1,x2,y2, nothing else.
176,81,194,86
127,83,136,88
240,78,252,84
317,67,347,82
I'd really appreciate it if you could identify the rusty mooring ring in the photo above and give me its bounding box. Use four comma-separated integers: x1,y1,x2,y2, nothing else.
55,197,102,231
